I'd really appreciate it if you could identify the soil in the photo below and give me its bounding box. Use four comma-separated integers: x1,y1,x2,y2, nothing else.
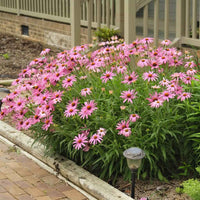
0,33,191,200
0,33,62,79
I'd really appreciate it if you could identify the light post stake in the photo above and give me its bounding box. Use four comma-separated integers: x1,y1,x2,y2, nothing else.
131,169,137,198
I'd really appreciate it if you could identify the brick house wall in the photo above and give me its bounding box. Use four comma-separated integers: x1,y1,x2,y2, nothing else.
0,12,89,49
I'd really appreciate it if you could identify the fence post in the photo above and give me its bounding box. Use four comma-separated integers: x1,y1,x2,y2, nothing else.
106,0,110,28
124,0,136,44
176,0,185,39
115,0,124,37
70,0,81,47
192,0,197,39
87,0,92,43
154,0,159,47
97,0,101,30
17,0,20,16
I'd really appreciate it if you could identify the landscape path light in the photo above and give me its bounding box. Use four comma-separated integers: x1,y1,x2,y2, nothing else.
0,88,10,111
123,147,145,199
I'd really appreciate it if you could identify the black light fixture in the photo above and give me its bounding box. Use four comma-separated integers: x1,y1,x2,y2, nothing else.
123,147,145,199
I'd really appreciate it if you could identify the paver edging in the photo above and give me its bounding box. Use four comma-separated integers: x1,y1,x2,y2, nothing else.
0,121,133,200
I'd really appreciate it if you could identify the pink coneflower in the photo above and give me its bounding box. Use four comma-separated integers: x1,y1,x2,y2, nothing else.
79,100,97,119
89,134,103,145
184,61,196,68
186,68,197,76
62,75,76,88
42,116,53,131
150,99,163,108
0,109,8,120
120,89,137,103
161,91,175,101
52,90,63,104
81,126,90,137
73,134,88,150
81,88,92,97
64,106,79,118
15,109,28,119
141,37,154,44
182,76,192,84
149,60,161,69
16,120,24,130
161,39,171,46
12,78,22,86
40,48,50,56
175,85,184,95
170,58,183,67
22,118,32,130
82,142,90,152
171,72,186,81
146,92,160,103
14,98,26,111
116,65,127,74
97,128,107,136
100,71,116,83
137,59,148,68
67,98,79,108
159,55,168,64
129,114,140,122
177,92,191,101
143,71,158,82
159,78,170,86
121,72,138,85
86,61,101,72
119,128,132,137
79,75,87,80
167,83,177,92
116,120,129,131
151,85,160,89
32,114,41,124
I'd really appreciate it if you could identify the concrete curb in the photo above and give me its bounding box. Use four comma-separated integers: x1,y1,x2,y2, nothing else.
0,121,133,200
0,79,15,86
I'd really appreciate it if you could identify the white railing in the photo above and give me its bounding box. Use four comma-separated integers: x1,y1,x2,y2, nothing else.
0,0,199,48
124,0,200,47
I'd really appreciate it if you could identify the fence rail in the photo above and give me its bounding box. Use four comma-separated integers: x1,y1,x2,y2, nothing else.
0,0,199,47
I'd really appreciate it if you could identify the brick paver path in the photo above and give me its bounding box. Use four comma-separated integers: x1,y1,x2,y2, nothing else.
0,140,88,200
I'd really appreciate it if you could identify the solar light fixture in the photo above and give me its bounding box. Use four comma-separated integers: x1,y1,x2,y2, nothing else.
0,88,11,111
123,147,145,199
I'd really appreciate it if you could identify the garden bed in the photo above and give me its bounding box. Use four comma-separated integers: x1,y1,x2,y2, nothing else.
0,32,194,200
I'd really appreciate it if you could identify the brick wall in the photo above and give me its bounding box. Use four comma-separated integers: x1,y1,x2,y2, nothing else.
0,12,89,49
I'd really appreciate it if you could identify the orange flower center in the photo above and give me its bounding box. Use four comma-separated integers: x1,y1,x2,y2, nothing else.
128,77,133,81
87,105,92,110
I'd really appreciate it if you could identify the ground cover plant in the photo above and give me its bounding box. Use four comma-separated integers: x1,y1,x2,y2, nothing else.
176,167,200,200
1,37,200,184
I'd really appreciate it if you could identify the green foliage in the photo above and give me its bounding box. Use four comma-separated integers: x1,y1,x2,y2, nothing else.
2,53,9,59
176,167,200,199
179,167,200,200
182,179,200,200
180,75,200,173
94,27,119,41
3,39,200,184
175,186,184,194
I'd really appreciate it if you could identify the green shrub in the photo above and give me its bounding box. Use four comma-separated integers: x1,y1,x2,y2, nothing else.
1,38,200,183
178,167,200,200
94,27,119,41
